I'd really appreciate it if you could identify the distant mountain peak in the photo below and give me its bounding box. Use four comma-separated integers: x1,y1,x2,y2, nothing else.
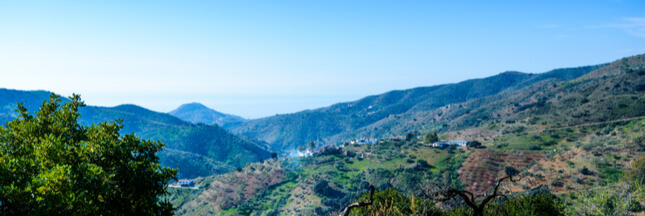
169,102,246,127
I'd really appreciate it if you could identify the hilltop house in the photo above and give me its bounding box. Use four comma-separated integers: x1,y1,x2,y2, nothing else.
387,135,408,142
431,140,469,148
352,137,379,145
178,179,194,187
432,141,447,148
449,140,469,148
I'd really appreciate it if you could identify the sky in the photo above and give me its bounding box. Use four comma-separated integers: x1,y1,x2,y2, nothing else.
1,1,645,119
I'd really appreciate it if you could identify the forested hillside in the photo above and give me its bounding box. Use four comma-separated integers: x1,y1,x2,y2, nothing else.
0,89,270,179
167,54,645,216
230,64,604,151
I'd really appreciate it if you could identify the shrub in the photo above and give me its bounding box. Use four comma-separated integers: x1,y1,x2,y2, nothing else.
347,188,443,216
581,167,593,175
625,157,645,185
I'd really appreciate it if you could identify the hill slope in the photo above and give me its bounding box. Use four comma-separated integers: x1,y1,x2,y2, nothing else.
0,90,270,179
230,65,604,151
169,54,645,216
169,102,246,127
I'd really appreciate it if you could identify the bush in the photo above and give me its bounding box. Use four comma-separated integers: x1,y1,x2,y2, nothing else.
447,190,565,216
505,166,519,176
348,188,443,216
626,157,645,185
581,166,594,175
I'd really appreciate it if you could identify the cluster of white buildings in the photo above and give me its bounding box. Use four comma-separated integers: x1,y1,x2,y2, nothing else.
431,140,469,148
351,137,379,145
296,149,316,157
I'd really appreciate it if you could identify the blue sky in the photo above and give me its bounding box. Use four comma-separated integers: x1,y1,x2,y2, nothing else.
1,1,645,118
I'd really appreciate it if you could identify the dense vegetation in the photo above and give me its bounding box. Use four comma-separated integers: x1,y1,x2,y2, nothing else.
0,89,270,179
167,54,645,215
0,94,177,215
2,54,645,215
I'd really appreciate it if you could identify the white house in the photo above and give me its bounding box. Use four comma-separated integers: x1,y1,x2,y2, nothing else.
432,141,447,148
178,179,194,187
431,140,469,148
353,137,379,145
448,140,469,148
298,150,314,157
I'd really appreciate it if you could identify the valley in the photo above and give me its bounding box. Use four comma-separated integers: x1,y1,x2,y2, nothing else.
164,54,645,215
2,54,645,215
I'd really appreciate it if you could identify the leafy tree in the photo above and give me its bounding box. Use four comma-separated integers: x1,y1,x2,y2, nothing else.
581,166,593,175
468,140,482,148
307,141,315,150
0,94,177,215
424,132,439,144
270,152,278,159
297,145,306,152
505,166,519,176
406,133,414,141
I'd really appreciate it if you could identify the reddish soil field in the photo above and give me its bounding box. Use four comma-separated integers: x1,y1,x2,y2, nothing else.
458,150,544,193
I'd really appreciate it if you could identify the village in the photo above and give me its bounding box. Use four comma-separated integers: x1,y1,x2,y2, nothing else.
295,134,471,158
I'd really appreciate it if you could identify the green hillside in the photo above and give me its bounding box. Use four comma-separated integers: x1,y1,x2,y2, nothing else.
168,54,645,216
230,64,604,151
169,102,247,127
0,90,270,179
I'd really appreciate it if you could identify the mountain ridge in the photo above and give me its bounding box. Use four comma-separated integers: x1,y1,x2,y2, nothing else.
229,64,605,151
169,102,246,127
0,90,270,179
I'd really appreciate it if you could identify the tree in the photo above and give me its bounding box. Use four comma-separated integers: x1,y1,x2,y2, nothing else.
424,132,439,144
270,152,278,159
297,145,306,152
468,140,482,148
428,175,540,216
0,94,177,215
406,133,414,141
505,166,519,177
341,186,444,216
308,141,316,150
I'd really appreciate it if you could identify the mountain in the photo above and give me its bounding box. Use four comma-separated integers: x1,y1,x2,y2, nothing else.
169,54,645,215
0,89,270,179
0,89,59,123
229,64,605,151
169,102,246,127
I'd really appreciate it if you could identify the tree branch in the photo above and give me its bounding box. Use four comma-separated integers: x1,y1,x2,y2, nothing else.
338,185,375,216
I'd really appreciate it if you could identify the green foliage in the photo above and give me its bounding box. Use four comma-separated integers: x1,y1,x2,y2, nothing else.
581,166,594,175
424,132,439,144
270,152,278,159
468,140,482,148
447,191,566,216
0,94,177,215
567,182,645,215
349,188,443,216
347,188,565,216
505,166,519,176
308,141,316,150
0,89,270,179
626,157,645,185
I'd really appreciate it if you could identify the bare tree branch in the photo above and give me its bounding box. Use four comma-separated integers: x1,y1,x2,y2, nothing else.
428,174,527,216
338,185,375,216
